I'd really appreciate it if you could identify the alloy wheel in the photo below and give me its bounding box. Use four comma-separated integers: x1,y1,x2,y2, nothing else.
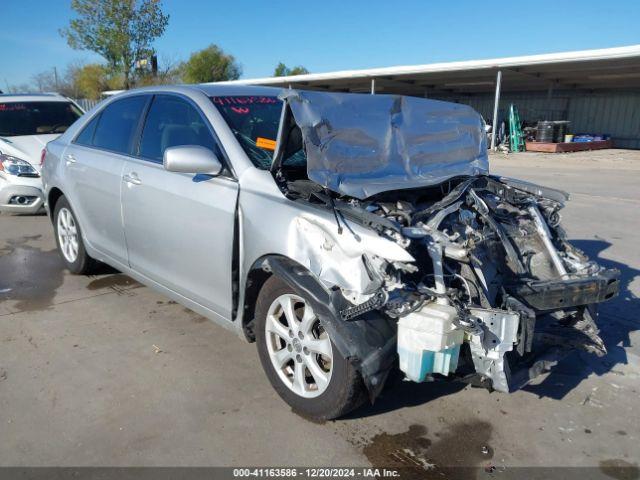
57,207,79,263
265,294,333,398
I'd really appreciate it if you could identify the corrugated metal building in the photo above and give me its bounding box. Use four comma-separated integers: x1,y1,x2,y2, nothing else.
220,45,640,149
428,90,640,149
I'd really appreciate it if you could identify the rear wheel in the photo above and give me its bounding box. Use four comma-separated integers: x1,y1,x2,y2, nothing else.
255,276,366,420
53,196,97,274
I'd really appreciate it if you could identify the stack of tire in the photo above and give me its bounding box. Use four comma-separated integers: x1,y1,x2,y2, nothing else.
536,120,571,143
536,121,555,143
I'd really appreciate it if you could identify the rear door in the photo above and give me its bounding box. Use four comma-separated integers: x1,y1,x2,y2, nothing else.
121,94,238,319
64,95,149,265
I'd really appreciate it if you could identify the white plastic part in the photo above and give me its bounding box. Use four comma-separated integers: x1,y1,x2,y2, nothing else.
397,303,464,381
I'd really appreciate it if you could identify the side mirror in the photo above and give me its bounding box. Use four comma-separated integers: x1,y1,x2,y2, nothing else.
163,145,223,175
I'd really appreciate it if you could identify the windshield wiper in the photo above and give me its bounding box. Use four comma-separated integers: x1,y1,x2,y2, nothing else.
326,190,343,235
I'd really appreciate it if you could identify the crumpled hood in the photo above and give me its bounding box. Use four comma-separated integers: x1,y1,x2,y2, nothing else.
280,90,489,199
0,134,59,172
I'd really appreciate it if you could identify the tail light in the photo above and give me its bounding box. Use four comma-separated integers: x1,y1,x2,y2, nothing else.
40,148,46,167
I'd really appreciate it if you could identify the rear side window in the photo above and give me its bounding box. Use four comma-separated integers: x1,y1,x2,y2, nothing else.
75,114,100,146
139,95,216,162
92,96,148,154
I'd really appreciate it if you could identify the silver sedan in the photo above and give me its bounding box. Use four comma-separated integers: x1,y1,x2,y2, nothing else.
41,85,618,420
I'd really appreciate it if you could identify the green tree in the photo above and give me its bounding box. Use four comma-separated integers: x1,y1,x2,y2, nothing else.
60,0,169,89
74,64,112,100
273,62,288,77
181,44,241,83
288,66,309,76
273,63,309,77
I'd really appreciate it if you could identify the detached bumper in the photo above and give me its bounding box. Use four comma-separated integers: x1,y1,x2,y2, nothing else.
0,177,45,214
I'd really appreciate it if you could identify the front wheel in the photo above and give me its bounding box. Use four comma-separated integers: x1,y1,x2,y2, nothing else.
255,276,366,420
53,196,97,274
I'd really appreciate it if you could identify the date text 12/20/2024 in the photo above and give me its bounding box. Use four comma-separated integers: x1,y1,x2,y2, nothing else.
233,468,401,478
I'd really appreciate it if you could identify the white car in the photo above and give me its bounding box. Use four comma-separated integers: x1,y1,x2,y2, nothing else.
0,93,83,214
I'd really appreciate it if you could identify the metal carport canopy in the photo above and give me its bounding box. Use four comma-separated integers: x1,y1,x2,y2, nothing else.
215,45,640,95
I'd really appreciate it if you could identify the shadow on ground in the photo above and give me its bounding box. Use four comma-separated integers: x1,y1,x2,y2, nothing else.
523,239,640,400
347,238,640,414
346,375,467,419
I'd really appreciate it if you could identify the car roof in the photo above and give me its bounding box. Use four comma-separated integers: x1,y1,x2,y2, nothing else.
112,83,286,99
193,83,284,97
0,93,72,103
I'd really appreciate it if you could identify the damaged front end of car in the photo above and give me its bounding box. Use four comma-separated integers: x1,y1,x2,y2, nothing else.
266,90,620,399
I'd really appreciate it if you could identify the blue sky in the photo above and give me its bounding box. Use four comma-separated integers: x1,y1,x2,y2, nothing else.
3,0,640,89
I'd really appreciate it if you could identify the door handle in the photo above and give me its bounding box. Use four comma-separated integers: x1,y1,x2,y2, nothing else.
123,172,142,185
65,153,76,165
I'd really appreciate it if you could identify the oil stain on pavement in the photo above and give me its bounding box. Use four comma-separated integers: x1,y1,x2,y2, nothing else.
0,235,64,312
86,273,142,293
600,459,640,480
362,421,493,479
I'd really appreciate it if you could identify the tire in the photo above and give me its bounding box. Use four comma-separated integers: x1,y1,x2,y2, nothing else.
255,276,366,420
53,196,97,274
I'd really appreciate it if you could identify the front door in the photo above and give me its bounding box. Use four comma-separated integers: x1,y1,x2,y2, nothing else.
121,94,238,319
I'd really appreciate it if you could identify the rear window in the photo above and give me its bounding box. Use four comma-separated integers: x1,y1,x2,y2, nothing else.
0,101,82,136
211,96,283,169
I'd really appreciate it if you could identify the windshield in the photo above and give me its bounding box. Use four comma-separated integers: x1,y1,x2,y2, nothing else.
0,101,82,136
211,95,305,169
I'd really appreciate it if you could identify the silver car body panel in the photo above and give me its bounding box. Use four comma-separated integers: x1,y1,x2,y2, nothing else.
121,156,239,317
42,84,417,336
280,89,489,199
236,166,414,299
61,143,130,264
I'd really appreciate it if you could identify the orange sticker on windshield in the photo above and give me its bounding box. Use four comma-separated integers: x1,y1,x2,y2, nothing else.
256,137,277,151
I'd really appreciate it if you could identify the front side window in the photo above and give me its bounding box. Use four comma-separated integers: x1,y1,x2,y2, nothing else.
0,101,82,137
139,95,216,162
92,96,148,155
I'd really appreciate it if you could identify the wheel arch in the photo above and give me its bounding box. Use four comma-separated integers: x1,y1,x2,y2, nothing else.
47,187,65,222
241,254,310,342
242,254,397,402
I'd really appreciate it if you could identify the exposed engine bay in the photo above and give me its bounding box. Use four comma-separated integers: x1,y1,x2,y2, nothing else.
276,172,620,394
263,89,620,397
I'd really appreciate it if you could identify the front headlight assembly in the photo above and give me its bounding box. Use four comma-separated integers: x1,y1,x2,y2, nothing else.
0,153,39,177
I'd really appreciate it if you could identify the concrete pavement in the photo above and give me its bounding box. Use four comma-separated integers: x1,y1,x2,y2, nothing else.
1,150,638,474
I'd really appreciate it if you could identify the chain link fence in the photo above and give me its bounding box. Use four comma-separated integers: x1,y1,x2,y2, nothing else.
72,98,100,112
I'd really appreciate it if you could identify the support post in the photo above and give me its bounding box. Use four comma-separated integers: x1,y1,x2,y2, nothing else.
370,78,376,95
490,70,502,150
546,85,554,120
